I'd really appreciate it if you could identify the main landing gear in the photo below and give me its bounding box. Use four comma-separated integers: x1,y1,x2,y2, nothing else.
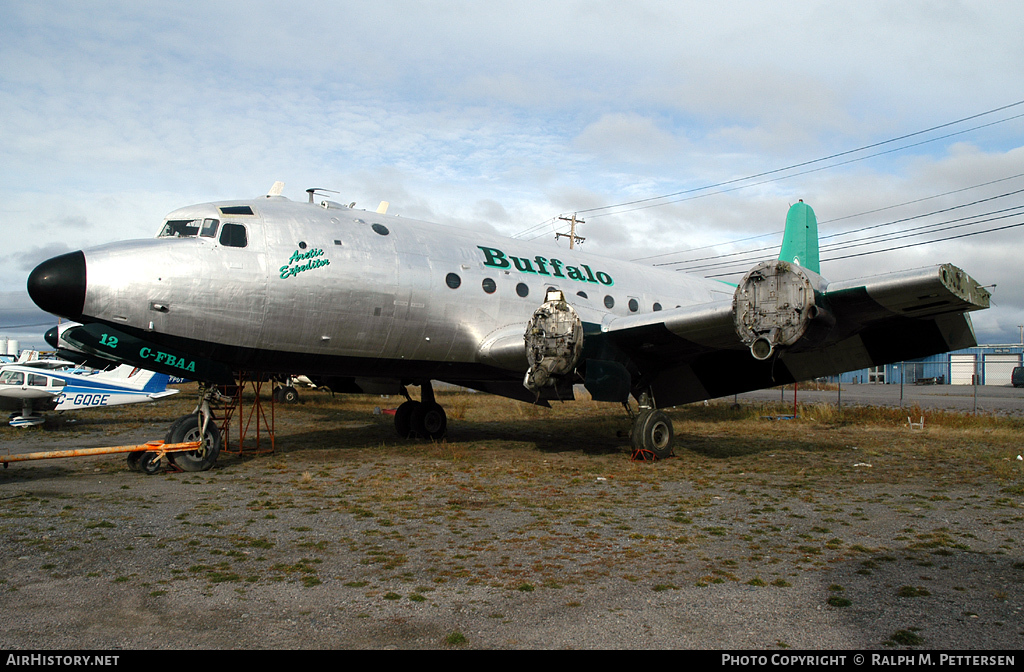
625,391,675,461
393,381,447,440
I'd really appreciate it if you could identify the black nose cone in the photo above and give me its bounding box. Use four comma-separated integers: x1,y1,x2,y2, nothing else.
28,251,86,320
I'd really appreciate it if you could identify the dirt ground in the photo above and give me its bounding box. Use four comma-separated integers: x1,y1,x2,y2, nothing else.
0,390,1022,650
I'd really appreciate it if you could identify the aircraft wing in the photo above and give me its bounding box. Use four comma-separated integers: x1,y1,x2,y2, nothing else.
587,263,990,408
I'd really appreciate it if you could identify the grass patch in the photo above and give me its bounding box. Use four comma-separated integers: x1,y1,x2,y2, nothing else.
445,631,467,646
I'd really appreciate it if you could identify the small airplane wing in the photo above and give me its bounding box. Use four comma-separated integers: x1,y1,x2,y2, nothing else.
147,389,181,400
587,262,989,407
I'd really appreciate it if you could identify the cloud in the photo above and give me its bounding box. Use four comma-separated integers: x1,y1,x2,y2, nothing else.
6,243,75,273
1,0,1021,349
573,113,689,167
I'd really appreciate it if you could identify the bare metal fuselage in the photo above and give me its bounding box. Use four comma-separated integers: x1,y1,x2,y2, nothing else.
77,196,731,388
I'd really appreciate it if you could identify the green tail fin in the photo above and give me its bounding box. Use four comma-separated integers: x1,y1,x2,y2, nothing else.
778,200,819,274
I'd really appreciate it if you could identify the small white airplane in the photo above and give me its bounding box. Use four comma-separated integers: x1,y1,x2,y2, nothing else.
26,183,990,467
0,364,179,427
0,350,74,372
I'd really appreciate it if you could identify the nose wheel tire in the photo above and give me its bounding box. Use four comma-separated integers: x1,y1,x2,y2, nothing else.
164,413,222,472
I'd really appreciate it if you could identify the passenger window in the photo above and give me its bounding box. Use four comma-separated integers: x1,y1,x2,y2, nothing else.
28,374,47,386
220,223,248,248
604,295,615,309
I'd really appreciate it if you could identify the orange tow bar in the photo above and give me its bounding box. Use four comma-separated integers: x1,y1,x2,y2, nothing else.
1,440,201,466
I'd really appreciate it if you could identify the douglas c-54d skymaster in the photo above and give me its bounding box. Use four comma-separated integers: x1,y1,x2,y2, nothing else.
27,183,991,471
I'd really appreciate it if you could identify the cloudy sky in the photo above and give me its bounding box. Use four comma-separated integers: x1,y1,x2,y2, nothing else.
2,1,1022,350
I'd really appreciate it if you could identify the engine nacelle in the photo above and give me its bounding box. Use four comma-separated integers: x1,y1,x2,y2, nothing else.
734,260,833,360
523,289,584,392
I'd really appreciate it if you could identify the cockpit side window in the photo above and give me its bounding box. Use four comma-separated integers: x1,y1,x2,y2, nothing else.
159,218,220,238
219,223,248,248
200,219,220,238
0,371,24,385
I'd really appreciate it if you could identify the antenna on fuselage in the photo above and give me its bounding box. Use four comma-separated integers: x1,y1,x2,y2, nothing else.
305,187,340,204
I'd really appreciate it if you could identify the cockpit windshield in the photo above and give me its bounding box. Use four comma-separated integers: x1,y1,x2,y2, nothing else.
158,218,220,238
0,371,24,385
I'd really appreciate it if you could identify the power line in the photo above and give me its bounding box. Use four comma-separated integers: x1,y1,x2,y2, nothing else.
819,205,1024,253
584,111,1024,221
822,218,1024,263
576,100,1024,218
633,171,1024,262
686,208,1023,275
817,172,1024,226
513,99,1024,241
700,212,1024,278
658,196,1024,271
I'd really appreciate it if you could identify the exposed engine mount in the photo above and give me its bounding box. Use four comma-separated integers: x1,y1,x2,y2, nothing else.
733,260,833,360
523,289,584,392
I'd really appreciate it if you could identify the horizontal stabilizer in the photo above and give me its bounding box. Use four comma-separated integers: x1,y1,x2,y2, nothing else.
148,389,181,400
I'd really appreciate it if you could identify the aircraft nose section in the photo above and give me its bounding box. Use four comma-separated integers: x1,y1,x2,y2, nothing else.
27,251,86,320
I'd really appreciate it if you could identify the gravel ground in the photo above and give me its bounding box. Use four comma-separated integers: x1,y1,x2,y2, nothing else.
0,400,1022,651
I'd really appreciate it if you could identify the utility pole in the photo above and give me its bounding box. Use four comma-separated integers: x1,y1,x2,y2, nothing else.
555,213,585,249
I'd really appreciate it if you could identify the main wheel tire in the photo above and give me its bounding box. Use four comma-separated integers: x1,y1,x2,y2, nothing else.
279,386,299,403
165,413,221,472
411,402,447,440
632,409,674,460
394,400,420,439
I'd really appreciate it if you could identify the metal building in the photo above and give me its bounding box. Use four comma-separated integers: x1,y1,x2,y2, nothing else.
832,344,1024,386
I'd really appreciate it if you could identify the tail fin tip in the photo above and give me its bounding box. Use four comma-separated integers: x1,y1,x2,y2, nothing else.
778,200,819,274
